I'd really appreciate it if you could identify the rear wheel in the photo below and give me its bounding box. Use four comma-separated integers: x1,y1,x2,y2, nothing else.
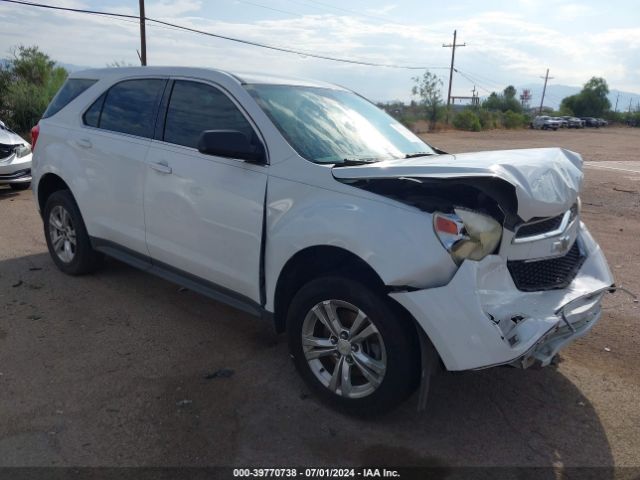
287,276,419,415
43,190,103,275
9,182,30,191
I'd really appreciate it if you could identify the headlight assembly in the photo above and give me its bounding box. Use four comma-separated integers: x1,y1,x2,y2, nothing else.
15,144,32,158
433,208,503,265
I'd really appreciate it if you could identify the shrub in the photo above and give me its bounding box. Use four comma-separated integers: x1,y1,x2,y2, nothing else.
502,110,527,129
477,109,496,129
453,110,481,131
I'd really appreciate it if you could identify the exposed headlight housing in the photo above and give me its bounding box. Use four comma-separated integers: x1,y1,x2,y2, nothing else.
15,144,31,158
433,208,503,265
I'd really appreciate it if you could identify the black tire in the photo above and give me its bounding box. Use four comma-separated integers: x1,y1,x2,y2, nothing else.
9,182,30,191
43,190,103,275
287,276,420,416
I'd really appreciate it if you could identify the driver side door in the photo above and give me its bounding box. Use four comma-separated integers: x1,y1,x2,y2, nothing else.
143,79,268,304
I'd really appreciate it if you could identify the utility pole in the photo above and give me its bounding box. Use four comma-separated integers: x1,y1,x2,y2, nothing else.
614,92,619,112
629,99,633,113
139,0,147,66
443,30,466,122
538,69,553,115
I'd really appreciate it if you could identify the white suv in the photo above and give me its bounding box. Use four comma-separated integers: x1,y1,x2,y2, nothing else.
32,67,613,414
532,115,562,130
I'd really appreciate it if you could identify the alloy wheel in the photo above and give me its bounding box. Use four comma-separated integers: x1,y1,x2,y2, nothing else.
48,205,76,263
301,299,387,399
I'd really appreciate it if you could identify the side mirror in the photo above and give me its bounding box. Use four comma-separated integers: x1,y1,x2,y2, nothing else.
197,130,266,163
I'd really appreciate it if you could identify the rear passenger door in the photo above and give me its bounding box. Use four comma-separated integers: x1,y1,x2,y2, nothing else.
72,78,167,254
143,79,268,304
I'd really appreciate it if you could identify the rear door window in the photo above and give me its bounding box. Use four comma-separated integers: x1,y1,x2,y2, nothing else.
163,80,254,149
98,79,166,138
43,78,97,119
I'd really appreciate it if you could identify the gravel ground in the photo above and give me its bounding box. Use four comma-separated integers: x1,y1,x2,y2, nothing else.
0,127,639,472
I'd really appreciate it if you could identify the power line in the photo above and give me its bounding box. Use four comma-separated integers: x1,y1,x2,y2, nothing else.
0,0,138,19
454,69,493,95
455,67,504,90
147,17,445,69
231,0,305,18
0,0,448,70
290,0,399,24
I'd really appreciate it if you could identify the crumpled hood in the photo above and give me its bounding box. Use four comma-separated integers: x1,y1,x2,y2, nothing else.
0,125,27,146
332,147,583,221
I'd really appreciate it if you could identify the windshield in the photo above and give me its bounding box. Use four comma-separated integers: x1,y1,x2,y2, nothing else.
245,84,435,164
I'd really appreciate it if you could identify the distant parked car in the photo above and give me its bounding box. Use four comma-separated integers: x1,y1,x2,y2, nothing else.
567,117,585,128
596,118,608,127
532,116,561,130
556,117,569,128
581,117,600,127
0,120,32,190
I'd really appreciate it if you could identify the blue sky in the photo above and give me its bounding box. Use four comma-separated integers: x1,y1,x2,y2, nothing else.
0,0,638,103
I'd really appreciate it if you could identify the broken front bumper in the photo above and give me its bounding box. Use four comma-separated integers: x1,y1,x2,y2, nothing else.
390,223,614,371
0,153,32,184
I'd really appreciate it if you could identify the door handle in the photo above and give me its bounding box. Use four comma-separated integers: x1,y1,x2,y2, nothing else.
149,161,172,174
76,138,92,149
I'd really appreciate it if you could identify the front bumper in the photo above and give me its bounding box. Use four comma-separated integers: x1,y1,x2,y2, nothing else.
0,153,32,184
390,223,613,371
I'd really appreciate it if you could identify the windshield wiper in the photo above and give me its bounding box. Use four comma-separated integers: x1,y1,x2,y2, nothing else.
404,152,435,159
334,158,381,166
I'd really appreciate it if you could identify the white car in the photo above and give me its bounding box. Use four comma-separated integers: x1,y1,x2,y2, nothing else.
532,115,562,130
0,120,32,190
32,67,614,414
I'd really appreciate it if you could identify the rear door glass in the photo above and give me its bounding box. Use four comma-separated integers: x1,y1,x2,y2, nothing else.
99,79,166,138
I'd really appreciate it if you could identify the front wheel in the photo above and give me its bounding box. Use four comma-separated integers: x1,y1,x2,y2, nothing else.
287,276,419,415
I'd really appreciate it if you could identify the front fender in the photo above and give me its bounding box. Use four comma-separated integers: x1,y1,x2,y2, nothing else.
263,175,457,311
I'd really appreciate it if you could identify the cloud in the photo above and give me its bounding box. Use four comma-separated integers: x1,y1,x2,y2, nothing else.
0,0,637,100
366,4,397,16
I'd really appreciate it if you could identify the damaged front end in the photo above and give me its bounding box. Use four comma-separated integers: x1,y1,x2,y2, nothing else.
333,147,618,371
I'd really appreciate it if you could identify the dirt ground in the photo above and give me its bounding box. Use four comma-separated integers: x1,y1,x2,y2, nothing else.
0,127,639,472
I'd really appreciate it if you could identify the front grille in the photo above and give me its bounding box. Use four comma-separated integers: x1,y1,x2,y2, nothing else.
507,241,586,291
514,204,579,239
0,143,17,159
515,214,564,238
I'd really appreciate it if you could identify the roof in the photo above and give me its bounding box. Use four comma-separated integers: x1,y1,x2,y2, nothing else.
70,66,344,90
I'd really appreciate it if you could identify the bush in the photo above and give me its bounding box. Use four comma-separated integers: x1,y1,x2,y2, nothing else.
477,109,496,129
453,110,481,131
502,110,527,129
0,45,67,133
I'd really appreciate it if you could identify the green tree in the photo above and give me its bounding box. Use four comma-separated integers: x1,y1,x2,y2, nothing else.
503,85,516,99
0,45,67,133
560,77,611,117
482,86,522,113
411,71,444,131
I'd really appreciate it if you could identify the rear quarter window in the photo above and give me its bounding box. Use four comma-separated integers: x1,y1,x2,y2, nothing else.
42,78,97,119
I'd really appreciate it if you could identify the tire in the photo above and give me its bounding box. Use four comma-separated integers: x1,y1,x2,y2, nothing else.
9,182,30,191
43,190,103,275
287,276,419,416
